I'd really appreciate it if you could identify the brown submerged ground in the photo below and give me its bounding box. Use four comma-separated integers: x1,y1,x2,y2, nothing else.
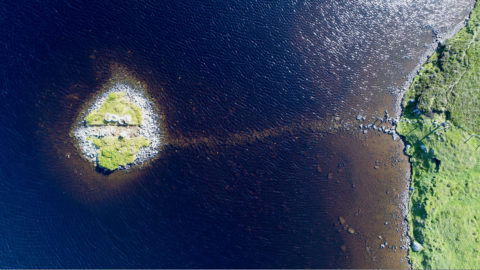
33,17,467,265
34,51,410,268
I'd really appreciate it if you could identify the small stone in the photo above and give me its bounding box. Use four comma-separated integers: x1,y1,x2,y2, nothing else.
363,130,368,134
356,114,363,121
380,244,385,249
348,227,355,234
125,114,132,124
374,165,379,169
339,216,346,226
334,116,341,121
412,241,423,252
110,114,119,122
420,144,427,152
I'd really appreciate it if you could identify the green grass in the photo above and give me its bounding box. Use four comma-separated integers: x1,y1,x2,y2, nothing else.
406,3,480,134
83,91,150,171
398,2,480,268
86,92,142,126
90,136,150,171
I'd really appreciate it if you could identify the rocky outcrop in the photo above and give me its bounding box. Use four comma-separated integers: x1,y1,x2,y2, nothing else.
104,113,133,125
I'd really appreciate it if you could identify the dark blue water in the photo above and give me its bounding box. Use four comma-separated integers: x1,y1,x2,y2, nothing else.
0,0,474,268
0,1,346,268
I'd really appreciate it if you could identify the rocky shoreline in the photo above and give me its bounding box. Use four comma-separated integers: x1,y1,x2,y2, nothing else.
386,5,476,263
73,83,164,170
395,2,480,268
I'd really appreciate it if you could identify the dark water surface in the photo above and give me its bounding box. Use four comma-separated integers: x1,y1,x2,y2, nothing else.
0,0,474,268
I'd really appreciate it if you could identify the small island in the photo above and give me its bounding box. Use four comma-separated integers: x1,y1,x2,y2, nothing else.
74,83,162,171
398,1,480,268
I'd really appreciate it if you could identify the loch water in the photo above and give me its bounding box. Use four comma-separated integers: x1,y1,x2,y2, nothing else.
0,0,474,268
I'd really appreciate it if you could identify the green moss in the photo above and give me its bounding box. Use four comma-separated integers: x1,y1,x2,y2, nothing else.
85,92,143,126
91,136,150,171
398,2,480,268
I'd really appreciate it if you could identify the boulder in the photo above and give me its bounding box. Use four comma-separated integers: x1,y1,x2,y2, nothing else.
125,114,132,124
412,241,423,252
110,114,119,122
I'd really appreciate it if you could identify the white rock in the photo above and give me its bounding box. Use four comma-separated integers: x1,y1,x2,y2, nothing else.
420,144,427,152
412,241,423,252
125,114,132,124
110,114,119,122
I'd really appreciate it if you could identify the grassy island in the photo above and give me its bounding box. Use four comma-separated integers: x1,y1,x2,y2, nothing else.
84,92,150,171
397,2,480,268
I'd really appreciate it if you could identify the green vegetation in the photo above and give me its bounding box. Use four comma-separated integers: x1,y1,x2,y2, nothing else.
86,92,142,126
398,2,480,268
83,91,150,171
90,136,150,171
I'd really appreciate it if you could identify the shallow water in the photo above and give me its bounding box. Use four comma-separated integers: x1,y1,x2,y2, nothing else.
0,0,474,267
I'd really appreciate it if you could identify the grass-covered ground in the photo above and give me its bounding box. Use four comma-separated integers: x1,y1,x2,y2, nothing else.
90,136,150,171
84,92,150,171
398,1,480,268
86,92,143,126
